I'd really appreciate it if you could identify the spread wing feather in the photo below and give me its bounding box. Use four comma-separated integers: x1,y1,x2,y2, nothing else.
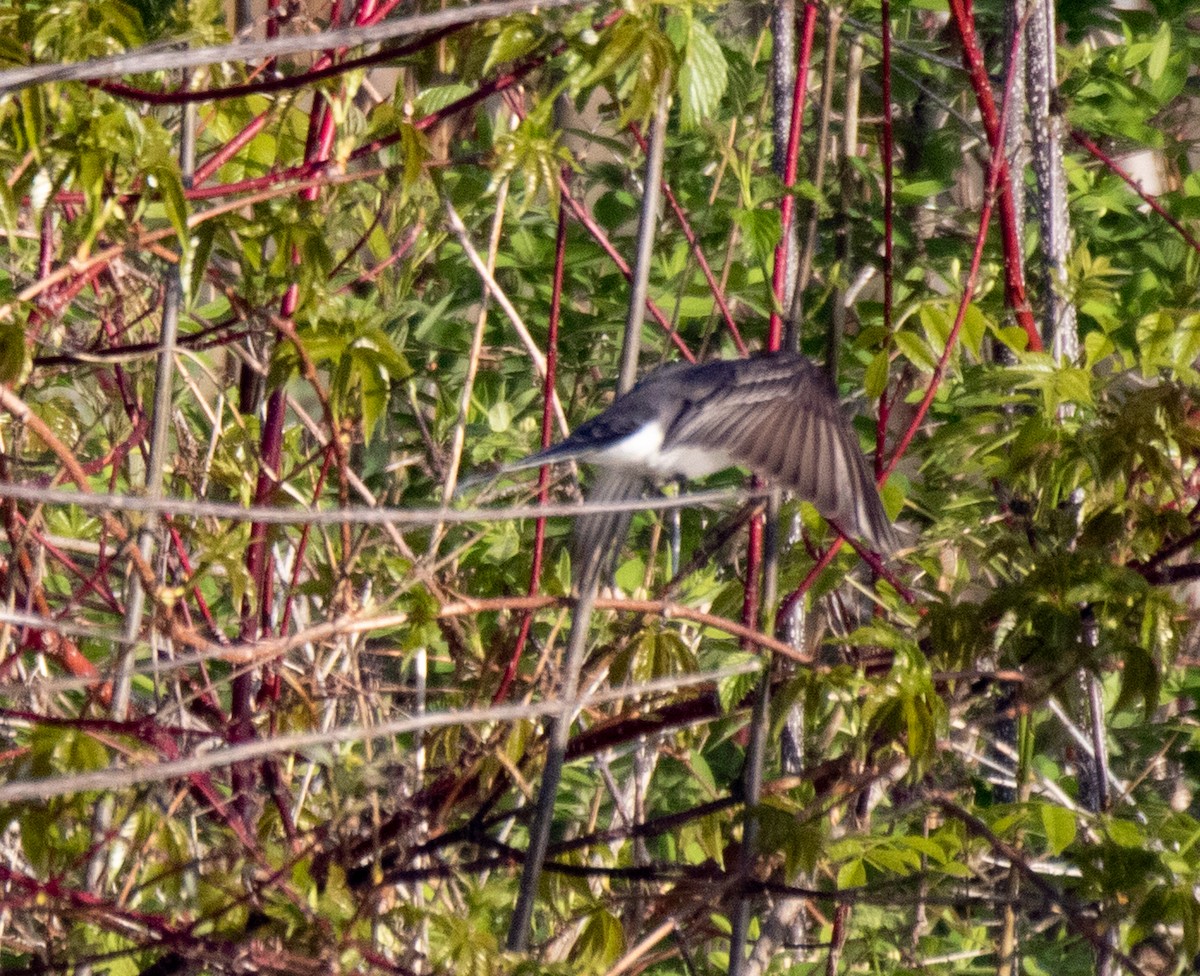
466,350,898,556
666,353,897,551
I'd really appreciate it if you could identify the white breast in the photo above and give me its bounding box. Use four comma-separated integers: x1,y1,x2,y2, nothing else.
588,421,732,480
655,442,733,479
589,421,666,469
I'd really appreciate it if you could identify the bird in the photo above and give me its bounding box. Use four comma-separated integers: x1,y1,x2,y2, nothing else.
478,350,898,573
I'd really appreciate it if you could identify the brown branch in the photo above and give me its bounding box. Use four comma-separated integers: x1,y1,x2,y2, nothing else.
440,594,811,663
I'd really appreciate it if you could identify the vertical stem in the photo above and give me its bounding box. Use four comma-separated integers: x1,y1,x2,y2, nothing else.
767,3,818,349
1025,0,1076,359
507,567,601,951
1004,0,1028,262
85,87,194,903
731,8,817,973
946,0,1040,350
727,619,770,976
508,76,671,954
770,0,798,343
797,8,840,312
494,178,567,706
619,84,670,394
874,0,894,477
833,32,863,376
879,0,893,340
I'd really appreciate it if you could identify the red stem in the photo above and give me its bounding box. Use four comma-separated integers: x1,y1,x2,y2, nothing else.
629,125,747,355
338,224,421,292
165,522,223,637
946,0,1041,352
766,2,818,349
1070,130,1200,255
557,172,696,362
232,0,386,820
884,8,1029,479
193,111,269,186
78,412,148,478
492,186,569,704
13,517,121,613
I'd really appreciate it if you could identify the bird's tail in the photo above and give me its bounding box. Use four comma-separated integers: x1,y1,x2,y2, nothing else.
571,471,648,587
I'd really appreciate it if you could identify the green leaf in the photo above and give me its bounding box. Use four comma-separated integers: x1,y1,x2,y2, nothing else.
892,329,937,372
837,858,866,888
414,84,473,116
918,302,951,354
733,207,781,264
677,17,727,130
483,17,540,75
961,303,987,358
151,162,189,251
486,400,513,433
612,554,646,594
579,16,644,89
713,650,759,713
1147,22,1170,82
0,178,18,235
1041,804,1077,856
680,810,726,867
575,908,625,967
1106,818,1144,848
0,317,29,384
894,178,949,205
864,348,890,399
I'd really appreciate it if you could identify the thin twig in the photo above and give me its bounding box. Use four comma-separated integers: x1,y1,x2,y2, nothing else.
0,0,585,94
444,195,571,437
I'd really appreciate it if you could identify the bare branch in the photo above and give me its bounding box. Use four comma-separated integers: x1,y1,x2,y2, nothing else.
0,0,586,94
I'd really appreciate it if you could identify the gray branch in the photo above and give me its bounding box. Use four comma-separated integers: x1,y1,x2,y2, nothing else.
0,0,583,95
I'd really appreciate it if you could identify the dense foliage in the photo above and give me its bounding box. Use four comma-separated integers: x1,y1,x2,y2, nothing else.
1,0,1199,974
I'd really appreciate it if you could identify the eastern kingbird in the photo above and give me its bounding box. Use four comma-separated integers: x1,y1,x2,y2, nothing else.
483,350,898,571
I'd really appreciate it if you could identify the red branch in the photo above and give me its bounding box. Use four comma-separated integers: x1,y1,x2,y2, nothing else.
492,183,570,704
766,2,818,349
193,111,270,187
1071,130,1200,255
629,125,748,355
884,10,1029,479
946,0,1041,352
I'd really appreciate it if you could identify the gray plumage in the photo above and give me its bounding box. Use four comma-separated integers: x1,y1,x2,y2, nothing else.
485,351,898,572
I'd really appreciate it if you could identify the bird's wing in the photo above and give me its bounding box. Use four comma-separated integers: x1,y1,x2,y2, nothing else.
666,355,898,551
571,469,649,585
